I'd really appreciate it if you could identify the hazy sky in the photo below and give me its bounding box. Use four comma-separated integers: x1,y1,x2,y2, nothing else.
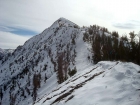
0,0,140,49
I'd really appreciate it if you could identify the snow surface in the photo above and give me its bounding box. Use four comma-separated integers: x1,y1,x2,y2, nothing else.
75,30,93,71
0,48,14,60
0,18,140,105
0,17,87,105
34,61,140,105
0,48,14,54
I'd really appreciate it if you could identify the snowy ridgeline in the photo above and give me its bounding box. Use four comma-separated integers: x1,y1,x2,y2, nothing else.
33,61,140,105
0,18,140,105
0,18,92,105
0,48,14,60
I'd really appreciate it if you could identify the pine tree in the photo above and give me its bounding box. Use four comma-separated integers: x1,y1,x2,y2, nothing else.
92,34,101,63
57,53,64,84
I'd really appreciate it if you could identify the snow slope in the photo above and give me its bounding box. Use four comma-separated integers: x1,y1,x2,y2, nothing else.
75,30,93,71
0,18,140,105
0,18,92,105
0,48,14,60
34,61,140,105
0,48,4,60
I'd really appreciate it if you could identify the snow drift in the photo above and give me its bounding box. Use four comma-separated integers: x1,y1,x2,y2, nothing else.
34,61,140,105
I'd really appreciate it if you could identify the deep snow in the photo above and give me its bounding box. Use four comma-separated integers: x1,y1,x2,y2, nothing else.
34,61,140,105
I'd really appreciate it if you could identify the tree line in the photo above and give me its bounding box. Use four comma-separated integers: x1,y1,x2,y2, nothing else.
83,25,140,65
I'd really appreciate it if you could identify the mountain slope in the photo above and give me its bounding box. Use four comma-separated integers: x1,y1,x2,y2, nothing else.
34,61,140,105
0,18,140,105
0,18,92,105
0,48,4,60
0,48,14,60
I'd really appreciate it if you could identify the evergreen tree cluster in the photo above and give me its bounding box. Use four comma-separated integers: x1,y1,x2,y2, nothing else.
84,25,140,65
57,52,69,84
68,67,77,77
33,73,41,101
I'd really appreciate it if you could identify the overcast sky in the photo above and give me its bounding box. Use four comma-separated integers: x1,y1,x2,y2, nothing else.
0,0,140,49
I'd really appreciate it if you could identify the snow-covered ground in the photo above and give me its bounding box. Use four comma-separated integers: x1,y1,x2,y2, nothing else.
34,61,140,105
0,18,140,105
0,18,89,105
0,48,14,54
0,48,14,60
75,30,93,71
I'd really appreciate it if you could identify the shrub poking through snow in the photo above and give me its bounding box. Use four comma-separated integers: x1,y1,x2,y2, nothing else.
68,67,77,77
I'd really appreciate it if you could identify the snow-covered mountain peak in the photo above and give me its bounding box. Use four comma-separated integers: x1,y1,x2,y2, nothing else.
0,17,92,105
50,17,80,29
0,18,140,105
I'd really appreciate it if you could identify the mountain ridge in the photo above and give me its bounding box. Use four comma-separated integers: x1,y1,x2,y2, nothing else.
34,61,140,105
0,18,140,105
0,17,92,105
